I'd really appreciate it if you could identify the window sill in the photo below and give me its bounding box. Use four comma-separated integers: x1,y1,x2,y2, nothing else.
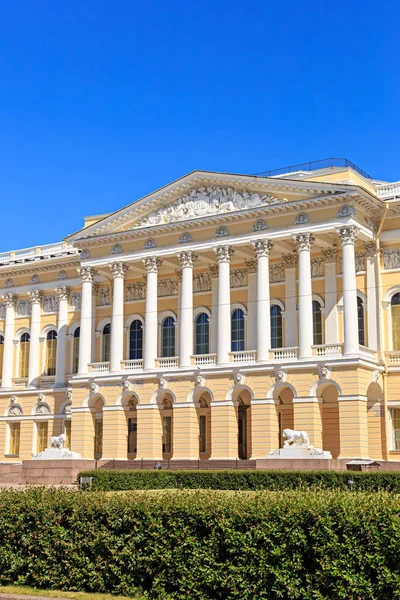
4,454,19,458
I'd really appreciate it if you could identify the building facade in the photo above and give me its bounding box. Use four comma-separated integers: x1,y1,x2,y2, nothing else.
1,159,400,463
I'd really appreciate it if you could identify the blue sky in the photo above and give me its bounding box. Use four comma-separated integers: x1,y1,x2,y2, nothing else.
0,0,398,251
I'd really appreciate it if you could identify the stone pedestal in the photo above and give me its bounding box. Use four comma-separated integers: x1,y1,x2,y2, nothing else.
267,445,332,459
33,448,82,460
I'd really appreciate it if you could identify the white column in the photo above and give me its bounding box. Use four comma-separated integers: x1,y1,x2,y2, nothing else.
209,266,219,354
283,254,298,347
27,289,43,387
1,294,16,388
178,251,197,367
77,267,97,374
143,257,162,370
91,284,98,362
365,242,378,350
214,245,234,364
322,248,339,344
253,240,273,361
109,262,128,372
245,260,257,352
55,286,70,387
294,233,314,359
339,226,359,355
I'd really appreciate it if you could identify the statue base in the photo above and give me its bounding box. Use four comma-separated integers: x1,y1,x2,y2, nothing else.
267,445,332,459
32,448,82,460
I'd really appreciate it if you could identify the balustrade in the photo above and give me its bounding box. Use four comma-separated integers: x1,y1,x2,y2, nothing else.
88,362,110,373
270,347,298,360
313,344,343,357
230,350,256,363
156,357,179,369
121,359,143,371
192,354,217,366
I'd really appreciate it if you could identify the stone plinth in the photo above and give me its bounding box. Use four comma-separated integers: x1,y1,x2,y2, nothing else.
267,445,332,459
33,448,82,460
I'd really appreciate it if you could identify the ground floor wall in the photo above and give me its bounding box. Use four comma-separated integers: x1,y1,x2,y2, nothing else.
0,365,395,463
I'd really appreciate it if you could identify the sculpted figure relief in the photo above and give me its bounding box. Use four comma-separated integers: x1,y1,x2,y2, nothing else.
17,300,31,317
230,269,247,288
269,263,284,283
135,186,279,228
193,272,211,293
126,282,146,301
384,248,400,270
0,303,5,319
70,292,82,310
99,287,112,306
311,257,324,278
43,296,59,314
158,278,178,297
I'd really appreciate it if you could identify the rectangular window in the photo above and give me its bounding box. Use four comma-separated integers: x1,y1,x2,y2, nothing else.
393,305,400,351
393,409,400,451
73,337,80,374
128,418,137,454
20,342,29,378
46,339,57,376
162,416,172,454
9,422,20,455
64,420,71,449
199,415,207,454
36,422,48,453
94,419,103,459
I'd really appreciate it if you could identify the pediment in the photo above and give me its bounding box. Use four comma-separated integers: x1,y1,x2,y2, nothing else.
66,170,360,242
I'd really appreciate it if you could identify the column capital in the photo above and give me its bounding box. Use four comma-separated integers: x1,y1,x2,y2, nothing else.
1,293,16,308
364,242,376,258
177,250,198,268
282,253,297,268
209,265,219,278
321,248,338,263
244,259,257,274
108,262,129,278
92,283,99,296
55,286,70,301
143,257,162,273
28,289,43,305
78,266,98,282
293,233,315,252
338,225,358,245
252,239,273,258
214,245,234,264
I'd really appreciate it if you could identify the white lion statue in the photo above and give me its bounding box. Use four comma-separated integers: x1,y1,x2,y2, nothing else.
283,428,310,447
50,433,67,449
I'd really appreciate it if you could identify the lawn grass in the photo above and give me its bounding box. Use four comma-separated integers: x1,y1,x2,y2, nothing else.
0,586,143,600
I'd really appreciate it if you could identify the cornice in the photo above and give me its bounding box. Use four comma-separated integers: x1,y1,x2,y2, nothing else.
0,259,80,279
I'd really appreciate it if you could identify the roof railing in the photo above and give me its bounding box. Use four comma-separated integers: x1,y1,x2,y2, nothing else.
253,157,372,180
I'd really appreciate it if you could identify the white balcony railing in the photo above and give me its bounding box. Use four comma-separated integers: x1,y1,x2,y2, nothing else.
40,375,56,387
157,357,179,369
386,351,400,364
192,354,217,366
88,362,110,373
0,241,78,266
313,344,343,357
270,347,298,360
375,181,400,199
12,377,28,388
121,359,143,371
230,350,256,363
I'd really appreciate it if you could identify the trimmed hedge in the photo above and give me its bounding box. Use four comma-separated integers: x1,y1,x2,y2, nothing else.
0,488,400,599
78,468,400,492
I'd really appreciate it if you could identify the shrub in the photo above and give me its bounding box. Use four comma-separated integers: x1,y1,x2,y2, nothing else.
77,468,400,492
0,488,400,599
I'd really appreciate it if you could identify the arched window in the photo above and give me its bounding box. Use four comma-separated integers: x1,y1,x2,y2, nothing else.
312,301,323,345
162,317,175,357
73,327,80,374
270,305,283,349
0,335,4,378
391,293,400,350
102,323,111,362
231,309,245,352
195,313,210,355
129,319,143,360
19,333,30,378
357,296,365,346
45,330,57,376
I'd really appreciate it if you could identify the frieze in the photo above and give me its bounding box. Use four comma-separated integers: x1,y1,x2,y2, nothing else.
311,257,324,278
30,274,40,285
337,205,356,218
215,226,229,238
339,252,366,274
179,232,192,244
42,296,60,314
111,244,123,254
294,212,309,225
244,260,257,274
70,292,82,311
135,186,280,229
4,278,14,288
253,219,268,232
282,254,297,269
17,300,32,317
158,278,178,297
193,272,211,293
269,263,285,283
99,288,112,306
126,282,146,301
230,269,247,288
144,238,157,249
56,270,67,280
0,303,4,319
384,248,400,270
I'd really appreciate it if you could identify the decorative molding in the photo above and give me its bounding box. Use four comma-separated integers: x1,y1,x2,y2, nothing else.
0,303,4,320
195,374,205,387
55,286,70,302
338,251,365,274
126,282,146,301
99,288,112,306
90,382,99,394
364,242,376,258
70,292,82,310
193,272,211,293
4,278,14,288
244,259,257,274
230,269,247,288
144,238,157,249
269,263,285,283
215,226,229,238
338,225,358,245
80,249,91,259
158,278,178,297
35,395,51,415
214,245,234,264
319,365,330,380
56,270,67,280
294,212,309,225
29,274,40,285
253,219,267,232
109,262,129,279
209,265,219,278
28,289,43,305
63,402,72,414
282,253,297,269
294,233,315,252
275,369,286,383
234,372,245,385
17,299,31,316
178,251,198,269
321,248,337,264
142,257,162,274
158,377,168,390
383,248,400,270
252,239,273,258
78,266,97,283
111,244,123,255
134,186,278,229
43,295,60,314
2,293,16,309
311,257,324,278
179,232,192,244
337,205,356,218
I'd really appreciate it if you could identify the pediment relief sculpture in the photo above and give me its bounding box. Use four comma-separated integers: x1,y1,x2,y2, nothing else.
133,186,281,229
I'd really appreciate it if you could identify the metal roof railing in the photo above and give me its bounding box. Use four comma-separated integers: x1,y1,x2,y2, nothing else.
254,157,372,180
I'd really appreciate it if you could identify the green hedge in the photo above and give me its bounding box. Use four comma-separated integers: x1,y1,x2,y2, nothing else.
78,468,400,492
0,488,400,599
